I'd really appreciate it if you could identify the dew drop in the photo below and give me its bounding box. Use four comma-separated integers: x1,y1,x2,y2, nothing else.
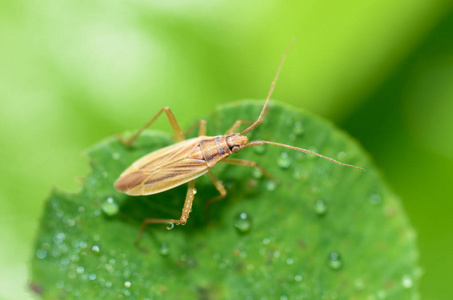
253,145,266,155
262,238,270,245
252,168,263,179
293,121,304,136
36,248,47,259
112,152,120,160
235,212,252,233
192,188,197,195
102,197,119,216
76,266,85,274
166,223,175,230
88,273,97,281
286,258,294,265
314,200,328,216
280,296,288,300
401,275,413,288
266,180,277,191
277,152,292,169
124,281,131,288
369,192,382,205
159,242,169,256
327,252,342,270
91,245,100,253
294,274,303,282
377,289,387,299
354,278,365,290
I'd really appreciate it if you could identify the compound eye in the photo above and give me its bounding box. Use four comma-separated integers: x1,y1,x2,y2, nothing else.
232,146,240,153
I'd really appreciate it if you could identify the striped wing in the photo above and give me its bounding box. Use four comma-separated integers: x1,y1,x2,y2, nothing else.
114,137,209,196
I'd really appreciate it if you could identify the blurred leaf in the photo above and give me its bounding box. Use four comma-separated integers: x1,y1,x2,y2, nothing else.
31,101,419,299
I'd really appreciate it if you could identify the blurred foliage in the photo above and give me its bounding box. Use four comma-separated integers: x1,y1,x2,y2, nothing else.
32,102,418,299
0,0,452,299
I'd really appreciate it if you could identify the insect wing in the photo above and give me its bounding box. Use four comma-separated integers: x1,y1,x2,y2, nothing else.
114,137,209,195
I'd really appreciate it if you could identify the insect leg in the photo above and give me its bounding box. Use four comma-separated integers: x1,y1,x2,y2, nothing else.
204,171,227,211
183,120,207,136
135,180,196,244
118,107,185,146
221,158,277,181
225,120,252,134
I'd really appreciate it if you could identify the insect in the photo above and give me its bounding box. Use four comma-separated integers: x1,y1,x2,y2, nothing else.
114,42,364,242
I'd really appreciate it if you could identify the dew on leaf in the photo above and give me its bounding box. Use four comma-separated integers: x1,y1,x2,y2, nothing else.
327,252,342,270
102,197,119,216
253,145,266,155
235,212,252,233
266,180,277,191
369,192,382,205
278,152,292,169
293,121,304,136
36,248,47,260
314,200,328,216
401,275,413,288
159,242,169,256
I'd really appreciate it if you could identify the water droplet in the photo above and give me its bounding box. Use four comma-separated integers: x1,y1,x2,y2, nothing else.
36,249,47,259
262,238,270,245
253,145,266,155
105,281,112,288
354,278,365,290
192,188,197,195
266,180,276,191
55,280,64,289
65,218,76,227
102,197,119,216
294,274,303,282
286,258,294,265
293,121,304,136
112,152,120,160
337,151,346,160
76,266,85,274
124,281,131,288
54,232,66,244
235,212,252,233
327,252,342,270
280,296,288,300
91,245,100,253
278,152,292,169
88,273,97,280
252,168,263,179
401,275,413,288
369,192,382,205
166,223,174,230
377,290,387,299
314,200,328,216
159,242,169,256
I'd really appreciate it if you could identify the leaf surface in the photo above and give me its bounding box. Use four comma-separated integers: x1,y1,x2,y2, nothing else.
32,101,419,299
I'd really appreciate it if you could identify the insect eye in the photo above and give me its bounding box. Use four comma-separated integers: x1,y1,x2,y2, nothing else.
232,146,240,153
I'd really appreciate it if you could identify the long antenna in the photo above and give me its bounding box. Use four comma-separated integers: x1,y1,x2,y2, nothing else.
245,140,365,171
240,38,296,135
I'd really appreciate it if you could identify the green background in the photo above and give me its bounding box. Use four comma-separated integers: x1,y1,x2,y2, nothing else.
0,0,452,299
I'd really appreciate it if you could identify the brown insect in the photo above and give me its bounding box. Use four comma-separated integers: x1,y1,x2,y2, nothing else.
114,42,364,242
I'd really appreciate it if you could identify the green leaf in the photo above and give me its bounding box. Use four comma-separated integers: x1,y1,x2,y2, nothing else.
31,101,419,299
